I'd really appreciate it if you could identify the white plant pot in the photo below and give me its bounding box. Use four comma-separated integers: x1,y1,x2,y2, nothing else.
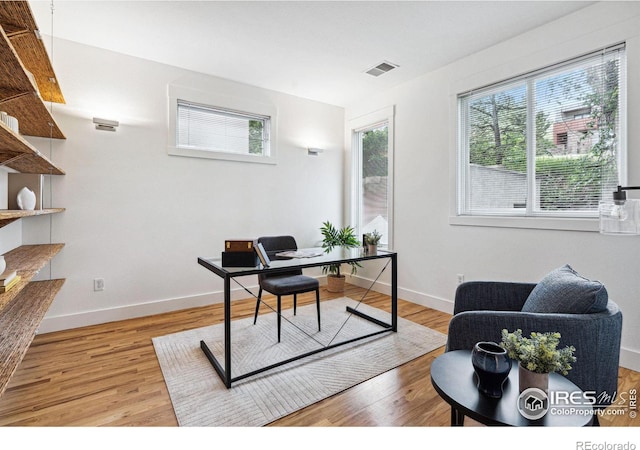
17,187,36,210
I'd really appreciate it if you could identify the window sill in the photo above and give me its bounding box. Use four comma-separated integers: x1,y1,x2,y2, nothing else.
168,146,277,165
449,215,599,232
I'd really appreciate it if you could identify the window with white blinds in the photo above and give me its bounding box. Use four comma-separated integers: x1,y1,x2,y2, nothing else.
176,101,270,157
457,44,626,219
167,84,277,164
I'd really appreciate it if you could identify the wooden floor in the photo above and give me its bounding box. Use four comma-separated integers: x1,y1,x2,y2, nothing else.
0,284,637,427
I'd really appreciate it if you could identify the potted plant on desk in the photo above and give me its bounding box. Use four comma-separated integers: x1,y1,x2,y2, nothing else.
320,221,360,293
364,230,382,254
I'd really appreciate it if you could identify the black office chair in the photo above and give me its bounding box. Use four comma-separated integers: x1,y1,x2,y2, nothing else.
253,235,321,342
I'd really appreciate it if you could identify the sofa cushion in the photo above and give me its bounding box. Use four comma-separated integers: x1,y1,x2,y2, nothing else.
521,264,608,314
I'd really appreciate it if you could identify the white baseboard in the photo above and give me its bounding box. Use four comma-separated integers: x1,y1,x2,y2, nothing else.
38,284,257,334
347,275,454,314
619,347,640,373
39,276,640,374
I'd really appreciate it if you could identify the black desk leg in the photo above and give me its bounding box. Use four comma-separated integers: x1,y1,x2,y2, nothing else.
391,253,397,332
224,275,232,388
451,407,465,426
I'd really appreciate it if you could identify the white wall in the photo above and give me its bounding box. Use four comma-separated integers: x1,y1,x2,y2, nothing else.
0,169,22,255
346,2,640,371
0,37,345,332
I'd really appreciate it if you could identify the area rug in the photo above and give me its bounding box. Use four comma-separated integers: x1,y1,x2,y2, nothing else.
152,297,446,426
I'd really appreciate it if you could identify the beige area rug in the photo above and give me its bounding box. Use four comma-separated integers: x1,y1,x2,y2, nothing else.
152,297,446,426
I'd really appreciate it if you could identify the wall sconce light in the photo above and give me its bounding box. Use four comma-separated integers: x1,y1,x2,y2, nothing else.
93,117,119,132
599,185,640,235
307,147,323,156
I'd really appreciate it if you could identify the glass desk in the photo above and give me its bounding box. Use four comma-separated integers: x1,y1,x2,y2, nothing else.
197,248,397,388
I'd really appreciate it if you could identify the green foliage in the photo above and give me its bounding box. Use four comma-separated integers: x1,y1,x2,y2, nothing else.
535,110,556,156
500,329,576,375
536,155,616,210
364,230,382,245
362,127,388,177
248,120,264,155
319,221,361,276
469,91,526,168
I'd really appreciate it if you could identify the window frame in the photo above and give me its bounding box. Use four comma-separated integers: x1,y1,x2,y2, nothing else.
168,85,278,164
452,44,627,232
349,106,395,249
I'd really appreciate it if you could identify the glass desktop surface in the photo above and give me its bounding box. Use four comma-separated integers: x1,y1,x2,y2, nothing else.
198,247,395,277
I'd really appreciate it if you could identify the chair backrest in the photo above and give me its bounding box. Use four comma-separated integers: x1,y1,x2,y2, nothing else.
257,236,303,280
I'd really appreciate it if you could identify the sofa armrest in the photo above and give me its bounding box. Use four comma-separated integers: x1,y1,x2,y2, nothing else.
453,281,537,314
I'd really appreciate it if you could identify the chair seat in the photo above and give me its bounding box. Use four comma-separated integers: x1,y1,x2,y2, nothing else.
260,274,319,296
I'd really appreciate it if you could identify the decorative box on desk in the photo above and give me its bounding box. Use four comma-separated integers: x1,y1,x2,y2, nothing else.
222,239,258,267
221,251,258,267
225,239,255,252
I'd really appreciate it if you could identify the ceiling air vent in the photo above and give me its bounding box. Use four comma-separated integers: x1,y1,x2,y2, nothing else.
365,61,399,77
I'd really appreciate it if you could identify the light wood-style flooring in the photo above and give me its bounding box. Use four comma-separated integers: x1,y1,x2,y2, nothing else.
0,284,637,426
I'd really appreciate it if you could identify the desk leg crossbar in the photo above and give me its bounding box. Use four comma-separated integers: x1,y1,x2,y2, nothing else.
201,253,398,388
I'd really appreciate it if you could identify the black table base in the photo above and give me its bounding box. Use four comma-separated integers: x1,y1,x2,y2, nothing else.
198,249,398,388
431,350,594,427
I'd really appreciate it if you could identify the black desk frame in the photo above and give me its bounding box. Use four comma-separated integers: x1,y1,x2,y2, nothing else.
197,248,397,388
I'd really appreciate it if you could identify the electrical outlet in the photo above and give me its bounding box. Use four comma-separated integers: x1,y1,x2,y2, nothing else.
457,274,465,285
94,278,105,291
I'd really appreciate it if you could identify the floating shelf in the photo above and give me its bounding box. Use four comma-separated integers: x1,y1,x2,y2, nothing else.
0,1,65,105
0,243,65,313
0,120,64,174
0,279,65,397
0,26,64,139
0,1,66,400
0,208,65,228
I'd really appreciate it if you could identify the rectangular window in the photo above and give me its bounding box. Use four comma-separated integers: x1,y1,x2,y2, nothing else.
168,85,277,164
457,44,626,219
350,106,395,248
356,123,390,246
177,100,270,156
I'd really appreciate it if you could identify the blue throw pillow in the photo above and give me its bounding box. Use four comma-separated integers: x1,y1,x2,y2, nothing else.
521,264,608,314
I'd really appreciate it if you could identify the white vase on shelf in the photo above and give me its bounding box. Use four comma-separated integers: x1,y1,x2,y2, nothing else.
16,187,36,210
0,255,6,275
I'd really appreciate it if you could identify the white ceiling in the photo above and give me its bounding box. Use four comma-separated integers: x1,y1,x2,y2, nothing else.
29,0,595,107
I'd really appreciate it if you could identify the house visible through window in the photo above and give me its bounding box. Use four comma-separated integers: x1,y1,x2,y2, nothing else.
457,44,626,219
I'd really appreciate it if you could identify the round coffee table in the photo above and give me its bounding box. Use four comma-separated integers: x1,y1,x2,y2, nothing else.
430,350,594,426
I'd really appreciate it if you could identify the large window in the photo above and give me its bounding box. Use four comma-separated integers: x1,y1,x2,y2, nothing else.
457,44,626,220
168,85,277,164
351,107,394,248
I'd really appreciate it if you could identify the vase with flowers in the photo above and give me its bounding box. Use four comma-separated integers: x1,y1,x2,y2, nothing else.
500,329,576,393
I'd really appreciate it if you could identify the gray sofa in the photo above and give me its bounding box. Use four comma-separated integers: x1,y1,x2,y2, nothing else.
446,265,623,415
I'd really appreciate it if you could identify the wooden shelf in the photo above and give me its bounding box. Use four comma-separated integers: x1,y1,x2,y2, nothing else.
0,279,64,397
0,26,64,139
0,1,65,105
0,244,64,313
0,208,65,228
0,3,66,400
0,10,66,175
0,121,65,174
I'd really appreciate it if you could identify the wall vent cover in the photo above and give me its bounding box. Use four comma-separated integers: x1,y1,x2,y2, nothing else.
365,61,399,77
